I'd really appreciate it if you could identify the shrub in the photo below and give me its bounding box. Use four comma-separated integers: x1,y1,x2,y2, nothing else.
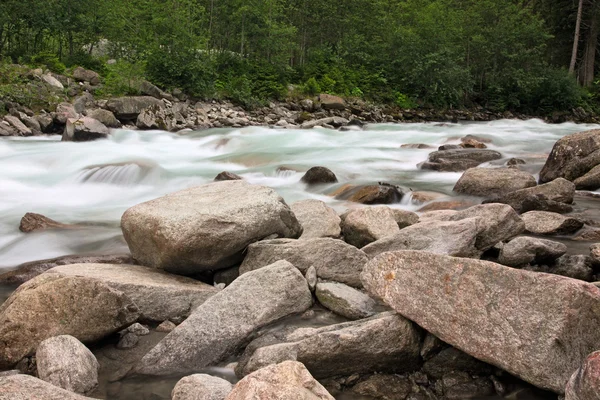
303,77,321,96
29,52,66,74
98,60,145,96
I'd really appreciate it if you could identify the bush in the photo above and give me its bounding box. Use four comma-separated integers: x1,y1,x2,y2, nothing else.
319,75,336,94
394,92,416,109
65,52,107,75
98,60,145,96
303,77,321,96
29,52,66,74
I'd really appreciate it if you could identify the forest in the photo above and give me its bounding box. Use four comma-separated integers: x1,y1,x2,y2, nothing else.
0,0,598,114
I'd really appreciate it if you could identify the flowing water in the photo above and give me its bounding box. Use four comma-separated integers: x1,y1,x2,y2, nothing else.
1,119,598,399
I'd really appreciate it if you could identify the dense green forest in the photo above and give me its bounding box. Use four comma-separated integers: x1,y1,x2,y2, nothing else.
0,0,598,113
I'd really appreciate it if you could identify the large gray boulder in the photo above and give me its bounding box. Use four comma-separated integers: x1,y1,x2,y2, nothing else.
290,200,341,239
341,206,400,248
48,263,218,322
86,108,121,128
361,250,600,393
539,129,600,184
227,361,334,400
0,374,95,400
134,261,312,376
172,374,233,400
454,168,537,197
106,96,164,120
315,282,377,320
521,211,584,235
239,238,368,287
72,67,100,85
236,312,421,379
488,178,575,213
565,351,600,400
36,335,99,395
421,149,502,172
574,165,600,190
0,273,139,369
62,117,109,142
121,181,302,274
498,237,567,267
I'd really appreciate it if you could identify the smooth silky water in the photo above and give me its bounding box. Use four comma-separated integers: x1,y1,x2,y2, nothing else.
1,119,597,399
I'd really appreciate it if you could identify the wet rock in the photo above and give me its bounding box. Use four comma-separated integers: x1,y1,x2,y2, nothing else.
392,209,419,228
62,117,110,141
291,200,341,239
236,312,421,379
54,102,78,124
106,96,164,120
438,144,461,150
239,238,368,287
521,211,584,235
72,67,100,85
441,372,495,399
136,105,178,131
172,374,233,400
548,255,594,281
0,273,139,368
86,108,121,128
19,212,73,233
0,374,95,399
422,347,493,379
315,282,377,319
334,183,404,205
35,113,54,132
301,166,338,185
49,263,218,322
341,206,400,248
486,178,575,213
539,129,600,184
214,171,243,181
361,250,600,393
319,94,346,110
421,149,502,172
454,168,537,197
36,335,99,394
121,181,302,274
0,254,134,285
4,115,32,136
228,361,334,400
565,351,600,400
417,200,477,211
134,261,312,376
301,116,349,129
498,237,567,267
460,138,487,149
401,143,434,149
574,227,600,241
351,374,412,400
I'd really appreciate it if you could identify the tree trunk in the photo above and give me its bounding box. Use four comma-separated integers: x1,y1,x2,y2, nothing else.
570,0,584,75
580,6,599,86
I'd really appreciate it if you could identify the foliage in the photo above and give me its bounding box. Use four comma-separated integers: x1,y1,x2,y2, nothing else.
98,60,145,96
303,78,321,96
28,53,66,74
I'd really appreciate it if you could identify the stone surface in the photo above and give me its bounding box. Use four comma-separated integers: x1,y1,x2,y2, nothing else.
0,273,139,368
214,171,243,181
319,94,346,110
227,361,334,400
4,115,32,136
134,261,312,376
121,181,302,274
315,282,377,319
106,96,164,120
236,312,421,379
565,351,600,400
41,73,65,89
453,168,537,197
334,184,404,205
0,374,94,400
391,209,419,228
72,67,100,85
36,335,99,395
421,149,502,172
86,108,121,128
422,347,492,379
156,320,177,333
351,374,412,400
62,117,110,142
341,206,400,248
574,165,600,190
239,238,368,287
591,243,600,265
539,129,600,184
498,237,567,267
49,263,217,321
291,200,341,239
361,250,600,393
521,211,584,235
488,178,575,213
548,255,594,281
172,374,233,400
300,166,338,185
19,212,72,233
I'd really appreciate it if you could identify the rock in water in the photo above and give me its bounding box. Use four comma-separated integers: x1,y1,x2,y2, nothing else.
521,211,584,235
300,166,338,185
361,250,600,393
19,212,73,233
121,181,302,274
172,374,233,400
453,168,537,197
0,374,95,400
565,351,600,400
134,261,312,376
291,200,341,239
498,237,567,267
421,149,502,172
0,274,139,369
106,96,164,120
341,206,400,248
62,117,110,142
227,361,334,400
36,335,99,395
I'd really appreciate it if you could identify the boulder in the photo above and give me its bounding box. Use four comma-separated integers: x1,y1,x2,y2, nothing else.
239,238,368,287
290,200,341,239
440,372,495,399
453,168,537,197
521,211,584,235
391,209,419,228
591,243,600,265
334,184,404,205
300,166,338,185
62,117,110,142
236,312,421,379
121,181,302,274
214,171,243,181
498,237,567,267
0,254,134,285
574,165,600,190
172,374,233,400
48,263,218,322
421,149,502,172
72,67,100,85
486,178,575,213
0,374,95,400
422,347,492,379
315,282,377,320
0,273,139,368
565,351,600,400
4,115,32,136
19,212,73,233
86,109,121,128
301,117,349,129
547,255,594,281
134,261,312,376
54,102,78,125
361,250,600,393
41,73,65,89
351,374,412,400
539,129,600,183
319,94,345,110
36,335,99,395
227,361,334,400
73,93,95,114
140,81,172,100
106,96,164,120
341,206,400,248
136,105,178,131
